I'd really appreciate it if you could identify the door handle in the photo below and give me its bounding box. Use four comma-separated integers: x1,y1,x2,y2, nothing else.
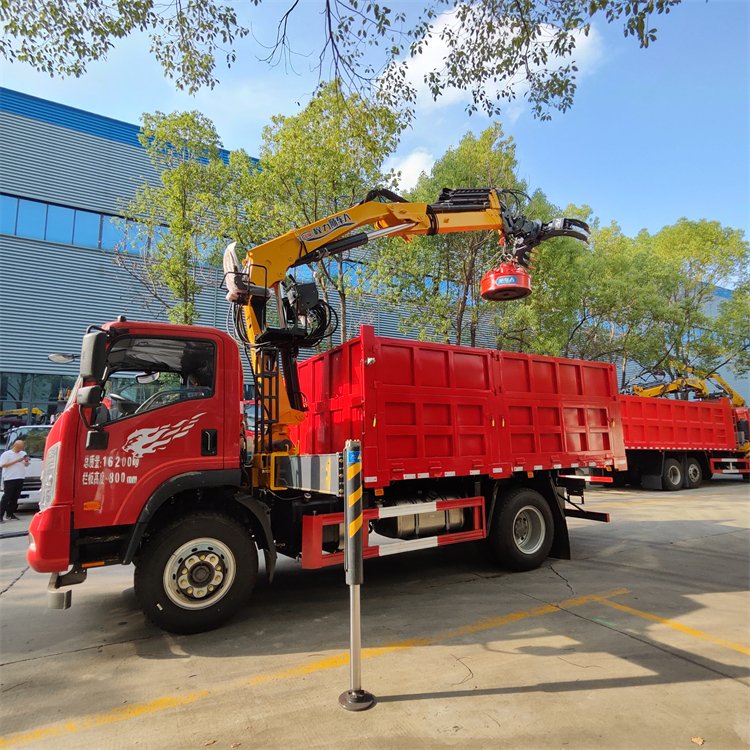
201,429,218,456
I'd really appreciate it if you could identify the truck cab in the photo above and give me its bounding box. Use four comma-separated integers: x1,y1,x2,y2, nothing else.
26,320,275,632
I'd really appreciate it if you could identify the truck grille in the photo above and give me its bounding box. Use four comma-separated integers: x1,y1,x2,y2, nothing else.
23,478,41,491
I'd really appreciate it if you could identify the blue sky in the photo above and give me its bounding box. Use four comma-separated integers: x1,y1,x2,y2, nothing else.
1,0,747,238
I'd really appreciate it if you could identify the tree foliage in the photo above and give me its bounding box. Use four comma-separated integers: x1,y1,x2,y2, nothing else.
0,0,248,93
363,124,749,383
252,80,401,342
363,125,522,346
119,83,400,333
0,0,684,118
635,219,750,379
119,110,228,324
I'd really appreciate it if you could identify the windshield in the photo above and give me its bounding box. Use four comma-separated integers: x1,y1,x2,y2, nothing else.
99,336,216,422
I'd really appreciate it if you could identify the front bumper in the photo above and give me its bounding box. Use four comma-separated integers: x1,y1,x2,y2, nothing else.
27,506,71,572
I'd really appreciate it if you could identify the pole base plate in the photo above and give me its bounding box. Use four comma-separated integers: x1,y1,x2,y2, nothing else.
339,689,376,711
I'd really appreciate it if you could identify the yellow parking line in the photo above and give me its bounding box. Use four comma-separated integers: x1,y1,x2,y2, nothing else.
0,691,210,749
0,587,628,748
598,598,750,656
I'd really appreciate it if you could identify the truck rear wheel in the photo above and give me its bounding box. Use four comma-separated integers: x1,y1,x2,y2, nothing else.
487,487,554,571
134,512,258,634
662,458,683,491
686,457,702,489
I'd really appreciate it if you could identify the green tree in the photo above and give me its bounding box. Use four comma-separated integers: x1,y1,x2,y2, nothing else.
637,219,750,379
119,110,228,324
364,125,522,346
252,80,402,342
493,214,749,388
1,0,684,119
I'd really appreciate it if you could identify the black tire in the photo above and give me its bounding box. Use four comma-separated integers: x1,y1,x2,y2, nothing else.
134,512,258,634
486,487,554,571
662,458,683,491
742,473,750,483
685,457,702,489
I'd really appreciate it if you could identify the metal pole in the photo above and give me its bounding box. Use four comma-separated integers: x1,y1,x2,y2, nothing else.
339,439,375,711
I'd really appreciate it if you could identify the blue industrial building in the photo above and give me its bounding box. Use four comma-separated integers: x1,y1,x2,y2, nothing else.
0,87,408,425
1,87,747,427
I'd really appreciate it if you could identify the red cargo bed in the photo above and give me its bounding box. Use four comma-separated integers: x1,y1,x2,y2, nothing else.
620,394,736,451
292,326,626,488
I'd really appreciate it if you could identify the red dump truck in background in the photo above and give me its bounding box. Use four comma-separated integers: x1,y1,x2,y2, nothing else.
618,395,750,490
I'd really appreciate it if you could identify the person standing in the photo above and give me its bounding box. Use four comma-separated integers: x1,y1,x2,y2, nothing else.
0,439,30,522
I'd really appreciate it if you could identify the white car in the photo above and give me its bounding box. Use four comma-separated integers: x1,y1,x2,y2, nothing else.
1,425,52,509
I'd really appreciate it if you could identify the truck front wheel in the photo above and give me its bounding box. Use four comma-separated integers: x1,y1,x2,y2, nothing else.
487,487,554,571
134,512,258,634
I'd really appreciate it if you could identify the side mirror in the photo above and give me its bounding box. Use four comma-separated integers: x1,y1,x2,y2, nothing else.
76,385,104,408
79,331,108,382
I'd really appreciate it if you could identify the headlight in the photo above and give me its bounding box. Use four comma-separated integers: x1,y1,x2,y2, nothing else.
39,442,60,510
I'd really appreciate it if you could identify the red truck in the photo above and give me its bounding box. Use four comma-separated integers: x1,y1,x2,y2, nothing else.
28,187,605,633
618,394,750,490
28,321,619,633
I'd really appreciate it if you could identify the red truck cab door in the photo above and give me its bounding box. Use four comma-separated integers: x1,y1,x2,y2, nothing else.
73,332,230,530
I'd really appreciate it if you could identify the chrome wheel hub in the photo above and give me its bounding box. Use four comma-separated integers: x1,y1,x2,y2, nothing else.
512,506,545,555
163,538,236,610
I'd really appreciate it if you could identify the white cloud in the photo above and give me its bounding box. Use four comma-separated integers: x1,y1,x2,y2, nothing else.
386,148,436,191
388,6,605,117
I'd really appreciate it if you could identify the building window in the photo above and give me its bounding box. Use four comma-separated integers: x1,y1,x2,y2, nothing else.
125,220,148,254
46,204,75,244
0,193,178,257
73,209,101,248
0,194,18,234
101,215,125,250
16,198,46,240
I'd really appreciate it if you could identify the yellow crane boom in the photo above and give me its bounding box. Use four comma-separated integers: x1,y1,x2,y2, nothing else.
223,187,589,452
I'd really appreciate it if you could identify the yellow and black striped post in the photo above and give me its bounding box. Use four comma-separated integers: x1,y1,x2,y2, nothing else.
339,439,375,711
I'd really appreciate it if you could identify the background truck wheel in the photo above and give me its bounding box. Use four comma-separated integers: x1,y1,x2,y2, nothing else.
662,458,683,491
134,512,258,634
686,457,702,489
486,487,554,571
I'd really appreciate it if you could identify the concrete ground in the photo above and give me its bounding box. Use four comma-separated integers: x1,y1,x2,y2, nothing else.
1,480,748,750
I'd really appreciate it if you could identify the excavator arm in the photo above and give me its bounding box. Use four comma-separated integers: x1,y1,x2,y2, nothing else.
633,365,746,408
223,187,589,455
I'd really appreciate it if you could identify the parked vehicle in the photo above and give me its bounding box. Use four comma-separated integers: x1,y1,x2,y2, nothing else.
1,424,52,508
28,186,602,634
618,394,749,489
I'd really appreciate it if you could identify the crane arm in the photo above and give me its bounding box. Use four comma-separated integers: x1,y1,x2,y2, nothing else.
223,187,588,454
632,378,713,400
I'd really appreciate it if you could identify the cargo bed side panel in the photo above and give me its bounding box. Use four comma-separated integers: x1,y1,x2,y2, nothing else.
293,326,626,487
620,394,735,451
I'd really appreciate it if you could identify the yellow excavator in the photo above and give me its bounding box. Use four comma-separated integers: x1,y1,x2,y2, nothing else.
633,365,746,407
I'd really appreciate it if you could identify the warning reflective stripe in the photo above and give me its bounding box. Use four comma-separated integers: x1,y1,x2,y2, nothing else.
348,486,363,506
349,515,363,537
378,501,437,518
347,463,362,480
377,537,438,556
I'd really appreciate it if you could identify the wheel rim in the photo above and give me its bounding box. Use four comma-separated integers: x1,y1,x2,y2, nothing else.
667,465,681,486
687,463,701,483
512,505,546,555
163,537,237,610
